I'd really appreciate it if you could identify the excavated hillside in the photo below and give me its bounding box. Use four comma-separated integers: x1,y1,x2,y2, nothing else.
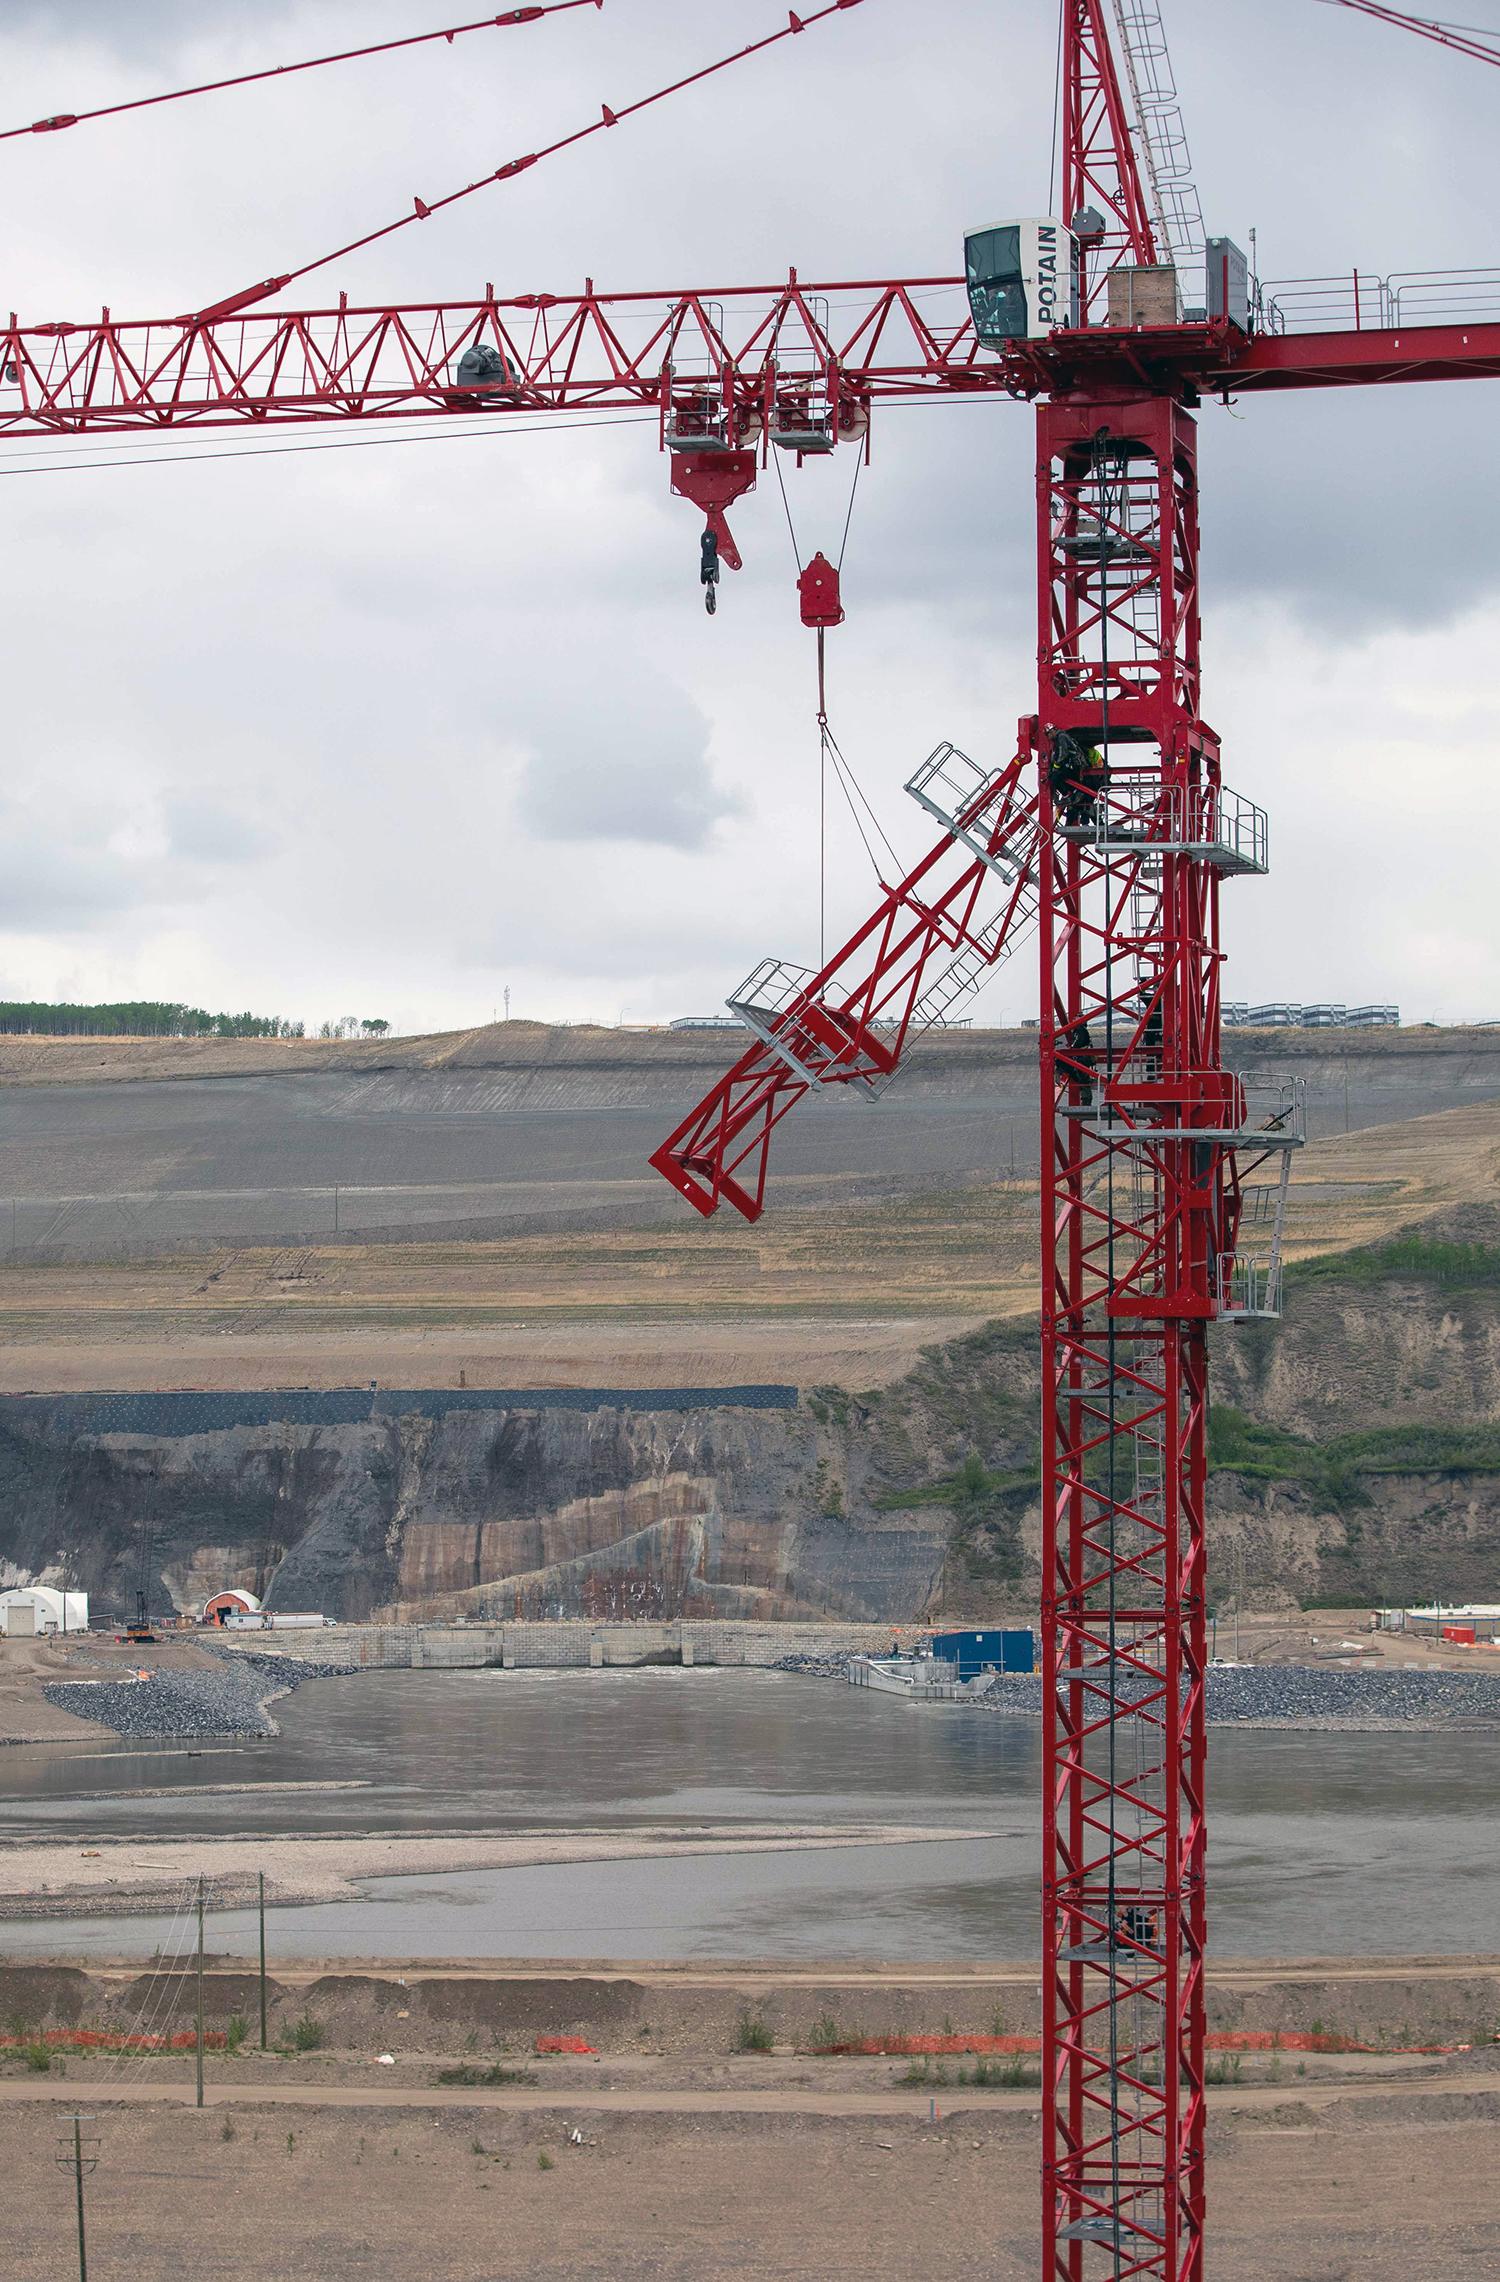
3,1212,1499,1622
2,1025,1499,1618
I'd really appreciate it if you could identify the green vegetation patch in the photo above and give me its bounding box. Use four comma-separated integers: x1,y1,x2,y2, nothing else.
876,1449,1035,1583
0,999,303,1039
1293,1232,1500,1292
1209,1403,1500,1511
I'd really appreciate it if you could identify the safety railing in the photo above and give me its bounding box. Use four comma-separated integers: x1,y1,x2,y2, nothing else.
1388,268,1500,325
1259,271,1390,334
1082,778,1268,875
725,958,891,1086
905,742,1034,881
1260,266,1500,337
1061,1060,1305,1146
1218,1252,1283,1322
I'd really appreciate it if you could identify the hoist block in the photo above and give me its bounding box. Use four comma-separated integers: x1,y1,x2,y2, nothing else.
671,449,756,572
798,549,844,628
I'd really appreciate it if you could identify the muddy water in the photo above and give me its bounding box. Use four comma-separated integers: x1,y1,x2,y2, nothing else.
2,1669,1496,1959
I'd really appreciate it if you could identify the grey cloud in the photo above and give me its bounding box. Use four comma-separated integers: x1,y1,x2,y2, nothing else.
512,673,742,850
163,795,278,864
1201,388,1489,637
0,830,147,928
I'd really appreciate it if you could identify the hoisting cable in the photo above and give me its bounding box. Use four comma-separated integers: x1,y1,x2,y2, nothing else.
0,3,604,145
773,448,828,957
818,632,829,964
186,0,868,324
772,450,804,575
783,438,873,960
835,445,864,572
825,723,901,876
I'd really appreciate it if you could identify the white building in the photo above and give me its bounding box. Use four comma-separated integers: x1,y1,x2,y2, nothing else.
203,1588,262,1625
1384,1602,1500,1642
0,1586,89,1637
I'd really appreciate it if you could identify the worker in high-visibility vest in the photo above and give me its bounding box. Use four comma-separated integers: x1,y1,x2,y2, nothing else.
1047,731,1108,829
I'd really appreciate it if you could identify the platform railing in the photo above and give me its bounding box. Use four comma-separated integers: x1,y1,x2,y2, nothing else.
1260,266,1500,336
1218,1252,1283,1322
1079,778,1268,875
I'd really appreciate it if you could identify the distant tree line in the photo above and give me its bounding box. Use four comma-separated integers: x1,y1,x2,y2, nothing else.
0,1001,391,1039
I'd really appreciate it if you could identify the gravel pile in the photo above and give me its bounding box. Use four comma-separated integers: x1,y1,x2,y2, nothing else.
972,1664,1500,1727
1202,1663,1500,1727
781,1655,1500,1726
43,1646,354,1741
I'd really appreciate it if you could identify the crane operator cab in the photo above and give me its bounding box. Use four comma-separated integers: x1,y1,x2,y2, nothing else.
965,217,1080,347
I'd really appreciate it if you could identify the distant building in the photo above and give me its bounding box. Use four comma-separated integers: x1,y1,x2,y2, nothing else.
1378,1603,1500,1642
203,1588,261,1626
669,1015,737,1030
0,1586,88,1636
221,1609,329,1630
1223,1003,1399,1028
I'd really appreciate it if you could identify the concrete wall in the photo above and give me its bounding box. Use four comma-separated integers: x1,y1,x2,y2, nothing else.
230,1618,935,1672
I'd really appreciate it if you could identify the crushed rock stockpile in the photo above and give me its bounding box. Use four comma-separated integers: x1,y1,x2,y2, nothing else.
785,1659,1500,1727
42,1648,351,1741
41,1648,1500,1743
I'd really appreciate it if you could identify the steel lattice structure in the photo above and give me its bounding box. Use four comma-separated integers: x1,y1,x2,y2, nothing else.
646,7,1493,2277
10,1,1500,2274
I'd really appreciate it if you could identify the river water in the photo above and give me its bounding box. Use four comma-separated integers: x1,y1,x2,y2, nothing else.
3,1669,1496,1960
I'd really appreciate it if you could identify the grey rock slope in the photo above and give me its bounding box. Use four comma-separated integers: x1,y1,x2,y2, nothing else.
4,1217,1500,1623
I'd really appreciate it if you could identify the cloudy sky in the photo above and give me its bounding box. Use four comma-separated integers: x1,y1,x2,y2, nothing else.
1,0,1497,1031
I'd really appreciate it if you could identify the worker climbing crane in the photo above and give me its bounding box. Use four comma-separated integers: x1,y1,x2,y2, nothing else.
9,2,1500,2274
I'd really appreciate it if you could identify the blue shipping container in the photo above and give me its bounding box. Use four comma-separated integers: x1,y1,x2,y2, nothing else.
930,1628,1034,1678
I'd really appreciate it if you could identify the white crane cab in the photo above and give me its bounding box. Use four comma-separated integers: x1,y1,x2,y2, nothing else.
964,217,1080,345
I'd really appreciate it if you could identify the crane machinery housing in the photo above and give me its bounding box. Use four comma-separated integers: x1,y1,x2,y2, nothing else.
8,4,1500,2278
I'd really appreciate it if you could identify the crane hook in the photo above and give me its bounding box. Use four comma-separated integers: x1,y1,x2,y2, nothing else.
700,527,720,614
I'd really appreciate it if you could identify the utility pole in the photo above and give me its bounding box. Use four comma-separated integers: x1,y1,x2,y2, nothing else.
55,2115,98,2282
258,1871,268,2050
195,1876,206,2108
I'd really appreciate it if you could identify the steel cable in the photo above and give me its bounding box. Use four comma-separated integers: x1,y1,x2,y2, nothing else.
0,5,604,145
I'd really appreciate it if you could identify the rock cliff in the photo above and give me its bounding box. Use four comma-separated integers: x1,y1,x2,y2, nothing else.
3,1214,1498,1622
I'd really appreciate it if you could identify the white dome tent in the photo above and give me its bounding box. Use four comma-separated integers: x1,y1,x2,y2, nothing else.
0,1586,88,1637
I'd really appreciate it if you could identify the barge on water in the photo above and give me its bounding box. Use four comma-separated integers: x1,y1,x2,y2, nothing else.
848,1627,1034,1701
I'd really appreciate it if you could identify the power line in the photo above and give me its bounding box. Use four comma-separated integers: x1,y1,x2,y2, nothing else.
0,390,983,484
0,410,656,480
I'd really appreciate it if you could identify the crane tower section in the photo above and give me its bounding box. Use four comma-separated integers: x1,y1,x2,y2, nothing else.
1033,384,1296,2278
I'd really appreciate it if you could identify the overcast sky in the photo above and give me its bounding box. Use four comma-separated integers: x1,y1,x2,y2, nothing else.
1,0,1497,1030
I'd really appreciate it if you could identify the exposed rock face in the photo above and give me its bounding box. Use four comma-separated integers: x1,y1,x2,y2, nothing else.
0,1400,945,1626
2,1221,1499,1621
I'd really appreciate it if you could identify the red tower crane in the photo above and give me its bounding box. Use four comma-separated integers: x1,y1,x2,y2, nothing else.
9,3,1500,2276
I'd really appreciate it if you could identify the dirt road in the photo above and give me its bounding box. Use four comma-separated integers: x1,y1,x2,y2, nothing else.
4,2077,1496,2280
7,2069,1500,2115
